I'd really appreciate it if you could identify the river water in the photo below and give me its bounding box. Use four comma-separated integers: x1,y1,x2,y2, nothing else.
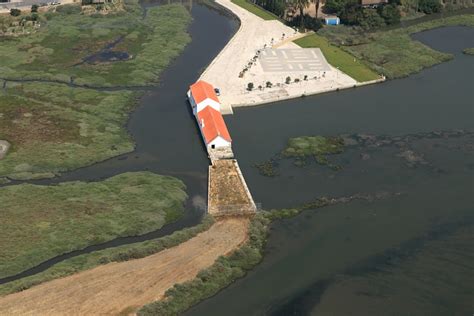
184,26,474,315
2,1,473,312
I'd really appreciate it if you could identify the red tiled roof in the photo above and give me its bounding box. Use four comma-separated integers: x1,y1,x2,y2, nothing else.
190,80,220,104
197,106,232,144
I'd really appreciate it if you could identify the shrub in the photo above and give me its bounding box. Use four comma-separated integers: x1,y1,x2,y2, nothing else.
266,81,272,88
247,82,254,91
418,0,442,13
325,0,347,13
285,76,291,84
56,4,82,14
357,8,386,29
31,4,39,13
10,8,21,16
290,14,323,32
378,4,401,25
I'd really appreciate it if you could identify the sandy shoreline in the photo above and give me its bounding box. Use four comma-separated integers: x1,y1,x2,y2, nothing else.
200,0,385,114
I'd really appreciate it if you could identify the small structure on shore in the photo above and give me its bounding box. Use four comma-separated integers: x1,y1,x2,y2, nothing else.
324,16,340,25
188,80,233,161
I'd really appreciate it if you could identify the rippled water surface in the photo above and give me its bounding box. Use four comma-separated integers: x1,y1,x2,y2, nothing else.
185,26,474,316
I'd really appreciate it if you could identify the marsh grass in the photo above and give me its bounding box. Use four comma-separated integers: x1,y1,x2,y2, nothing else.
0,172,187,279
282,135,345,169
0,216,214,296
0,3,192,87
0,82,136,179
319,14,474,78
0,2,193,179
463,47,474,55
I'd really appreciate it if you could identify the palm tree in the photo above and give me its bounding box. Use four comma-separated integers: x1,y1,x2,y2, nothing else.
291,0,311,26
294,0,311,17
315,0,321,18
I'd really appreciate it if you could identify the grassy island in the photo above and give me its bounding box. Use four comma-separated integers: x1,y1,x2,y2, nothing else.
283,135,345,167
0,172,187,280
463,47,474,55
0,2,192,180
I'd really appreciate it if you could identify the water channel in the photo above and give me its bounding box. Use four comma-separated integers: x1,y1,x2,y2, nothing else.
1,1,473,313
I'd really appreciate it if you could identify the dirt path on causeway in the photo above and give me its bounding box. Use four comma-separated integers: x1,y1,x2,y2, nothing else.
0,217,249,315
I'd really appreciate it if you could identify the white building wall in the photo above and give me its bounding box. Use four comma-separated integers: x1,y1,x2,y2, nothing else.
196,98,220,114
187,90,221,115
207,136,231,150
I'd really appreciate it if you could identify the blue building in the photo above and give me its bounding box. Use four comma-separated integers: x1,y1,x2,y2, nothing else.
324,17,340,25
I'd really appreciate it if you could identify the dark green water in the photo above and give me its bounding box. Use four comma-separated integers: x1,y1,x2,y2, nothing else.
185,26,474,316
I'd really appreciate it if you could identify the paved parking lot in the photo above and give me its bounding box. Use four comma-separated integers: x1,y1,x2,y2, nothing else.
259,48,331,73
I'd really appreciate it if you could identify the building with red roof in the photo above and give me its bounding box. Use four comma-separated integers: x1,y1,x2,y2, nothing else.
197,106,232,150
188,80,233,159
187,80,221,115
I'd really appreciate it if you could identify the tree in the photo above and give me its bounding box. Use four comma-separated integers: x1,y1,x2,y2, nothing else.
31,4,39,13
303,14,323,31
339,0,361,25
247,82,254,91
378,4,401,24
292,0,311,26
356,8,386,29
315,0,321,18
324,0,348,14
286,76,291,84
418,0,442,13
10,8,21,16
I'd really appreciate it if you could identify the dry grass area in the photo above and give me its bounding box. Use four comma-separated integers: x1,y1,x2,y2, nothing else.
0,217,249,316
208,160,254,214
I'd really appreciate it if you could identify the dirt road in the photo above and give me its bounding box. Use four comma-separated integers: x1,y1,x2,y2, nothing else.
0,217,249,315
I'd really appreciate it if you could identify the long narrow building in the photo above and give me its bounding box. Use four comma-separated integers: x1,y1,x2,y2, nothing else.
188,80,233,161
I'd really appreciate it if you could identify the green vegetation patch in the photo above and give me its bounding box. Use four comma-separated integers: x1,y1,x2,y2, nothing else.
253,135,345,176
0,172,187,279
283,135,345,167
463,47,474,55
0,3,191,87
319,14,474,79
231,0,279,20
0,82,136,179
294,33,380,82
0,2,193,179
0,216,214,296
